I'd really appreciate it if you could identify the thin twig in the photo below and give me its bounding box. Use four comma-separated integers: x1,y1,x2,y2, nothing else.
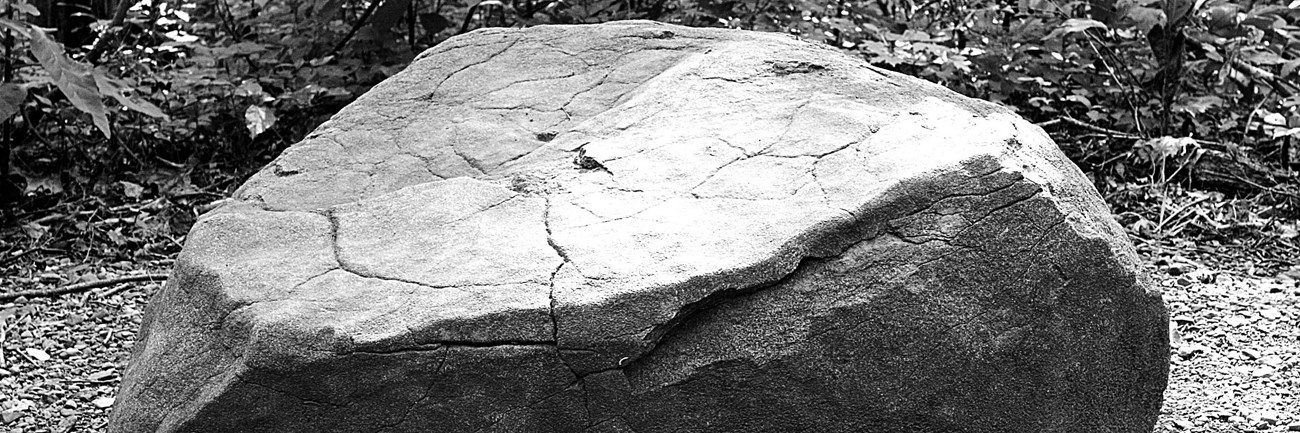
1039,116,1143,139
98,281,140,297
1157,196,1210,233
1239,99,1267,146
1228,174,1300,200
0,274,168,302
1097,150,1133,168
1230,57,1296,98
0,248,38,267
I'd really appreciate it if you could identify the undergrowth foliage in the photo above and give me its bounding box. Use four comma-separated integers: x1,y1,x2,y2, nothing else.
0,0,1294,268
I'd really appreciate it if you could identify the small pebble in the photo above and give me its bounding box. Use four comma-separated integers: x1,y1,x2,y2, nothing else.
1172,419,1195,429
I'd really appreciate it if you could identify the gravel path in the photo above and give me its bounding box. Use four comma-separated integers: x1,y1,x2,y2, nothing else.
0,258,1295,432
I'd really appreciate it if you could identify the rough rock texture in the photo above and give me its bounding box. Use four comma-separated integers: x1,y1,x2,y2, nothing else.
110,21,1169,433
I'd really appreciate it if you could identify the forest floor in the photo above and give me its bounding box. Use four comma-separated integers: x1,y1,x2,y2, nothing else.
0,193,1296,432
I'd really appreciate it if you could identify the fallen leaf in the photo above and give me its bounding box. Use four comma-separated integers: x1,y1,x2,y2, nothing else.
87,370,114,381
25,348,50,361
1224,315,1252,327
244,105,276,138
119,181,143,198
234,80,264,98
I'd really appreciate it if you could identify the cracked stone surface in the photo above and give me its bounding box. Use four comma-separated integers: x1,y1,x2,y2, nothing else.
109,20,1169,433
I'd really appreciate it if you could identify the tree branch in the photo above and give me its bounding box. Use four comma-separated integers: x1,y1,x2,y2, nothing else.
330,0,387,57
1038,116,1143,139
85,0,135,64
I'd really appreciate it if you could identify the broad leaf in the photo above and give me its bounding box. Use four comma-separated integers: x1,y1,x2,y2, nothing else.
371,0,414,34
227,42,267,55
1044,18,1108,39
1163,0,1195,24
1123,6,1166,32
1134,136,1199,163
0,82,24,120
1113,0,1166,32
1020,0,1069,13
12,1,39,16
311,0,346,19
419,12,452,35
1202,2,1242,30
29,28,109,138
234,80,265,98
0,18,29,36
119,180,143,198
244,105,276,137
1270,127,1300,138
1241,48,1285,65
93,72,166,119
1282,59,1300,77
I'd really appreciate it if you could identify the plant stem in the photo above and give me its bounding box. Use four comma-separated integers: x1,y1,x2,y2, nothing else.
330,0,386,57
2,3,13,204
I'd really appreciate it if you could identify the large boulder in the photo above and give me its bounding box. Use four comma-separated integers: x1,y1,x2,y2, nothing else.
110,20,1169,433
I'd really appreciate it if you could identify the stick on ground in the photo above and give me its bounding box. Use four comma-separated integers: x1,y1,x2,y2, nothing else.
0,274,169,302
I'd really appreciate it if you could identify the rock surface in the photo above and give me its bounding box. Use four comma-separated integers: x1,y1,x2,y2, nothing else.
110,20,1169,433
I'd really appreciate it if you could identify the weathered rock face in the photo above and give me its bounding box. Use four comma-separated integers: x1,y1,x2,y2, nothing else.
110,20,1169,433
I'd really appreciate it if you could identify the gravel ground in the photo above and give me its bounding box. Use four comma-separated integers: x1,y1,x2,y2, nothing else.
0,257,1295,432
1154,270,1300,432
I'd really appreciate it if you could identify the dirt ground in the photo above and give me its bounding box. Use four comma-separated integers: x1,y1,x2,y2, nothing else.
0,248,1295,432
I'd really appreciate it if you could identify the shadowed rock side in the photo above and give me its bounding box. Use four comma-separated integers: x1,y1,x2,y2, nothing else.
110,20,1169,433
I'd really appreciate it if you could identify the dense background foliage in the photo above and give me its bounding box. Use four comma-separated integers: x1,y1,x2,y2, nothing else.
0,0,1296,284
